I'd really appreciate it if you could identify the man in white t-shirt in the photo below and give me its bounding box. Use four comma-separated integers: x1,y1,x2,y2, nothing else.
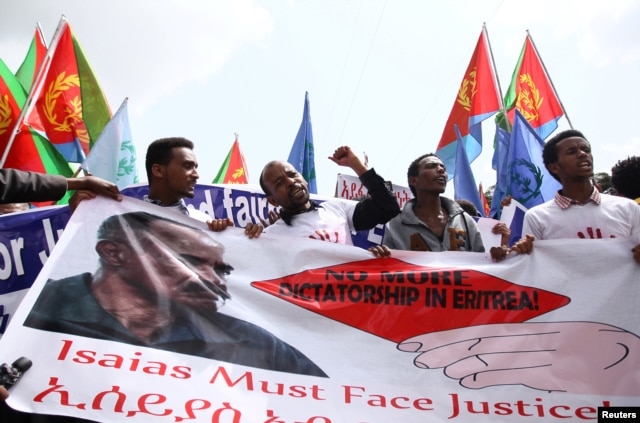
259,146,400,255
521,129,640,263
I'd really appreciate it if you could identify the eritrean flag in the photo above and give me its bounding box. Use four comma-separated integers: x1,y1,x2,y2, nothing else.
436,26,501,180
15,24,47,93
503,34,564,140
0,58,73,205
25,17,111,163
213,135,249,184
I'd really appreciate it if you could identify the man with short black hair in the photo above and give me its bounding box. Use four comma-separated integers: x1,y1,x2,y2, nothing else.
383,153,485,253
259,146,399,256
521,129,640,263
144,137,262,235
611,155,640,204
72,136,262,236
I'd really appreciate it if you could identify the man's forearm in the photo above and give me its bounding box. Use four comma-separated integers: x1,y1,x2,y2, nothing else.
0,169,67,203
352,168,401,231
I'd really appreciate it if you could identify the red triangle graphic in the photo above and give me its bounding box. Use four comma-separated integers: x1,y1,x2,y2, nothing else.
252,258,570,343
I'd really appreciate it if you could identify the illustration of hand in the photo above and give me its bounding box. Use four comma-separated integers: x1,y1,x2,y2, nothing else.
398,322,640,395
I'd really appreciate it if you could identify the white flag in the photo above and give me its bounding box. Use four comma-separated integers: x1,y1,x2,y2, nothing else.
81,98,138,189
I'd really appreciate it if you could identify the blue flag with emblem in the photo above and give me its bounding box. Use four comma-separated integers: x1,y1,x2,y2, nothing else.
288,91,317,194
81,98,138,189
506,109,561,209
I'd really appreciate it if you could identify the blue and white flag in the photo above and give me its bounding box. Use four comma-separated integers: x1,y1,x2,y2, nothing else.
81,98,138,189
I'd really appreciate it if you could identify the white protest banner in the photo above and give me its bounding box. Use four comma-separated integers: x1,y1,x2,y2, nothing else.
0,206,70,335
0,183,372,340
335,173,412,208
0,195,638,422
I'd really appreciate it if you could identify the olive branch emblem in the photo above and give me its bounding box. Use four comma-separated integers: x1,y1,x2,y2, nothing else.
515,73,543,122
457,68,478,111
0,94,13,136
303,139,316,180
507,158,543,205
43,72,90,145
232,167,245,180
117,140,138,182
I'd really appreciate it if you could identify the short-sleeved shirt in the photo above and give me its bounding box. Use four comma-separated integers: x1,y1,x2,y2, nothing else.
522,191,640,240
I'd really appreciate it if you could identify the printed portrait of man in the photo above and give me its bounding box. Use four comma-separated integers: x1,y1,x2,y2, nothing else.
24,211,326,377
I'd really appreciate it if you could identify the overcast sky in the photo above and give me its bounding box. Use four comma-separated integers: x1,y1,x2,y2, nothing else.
1,0,639,198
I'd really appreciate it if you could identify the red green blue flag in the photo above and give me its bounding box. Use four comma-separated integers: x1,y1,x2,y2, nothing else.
436,26,501,180
213,134,250,184
504,34,563,140
0,58,73,205
15,24,48,93
25,17,111,163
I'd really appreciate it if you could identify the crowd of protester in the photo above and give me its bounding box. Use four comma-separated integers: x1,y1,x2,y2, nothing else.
1,130,638,421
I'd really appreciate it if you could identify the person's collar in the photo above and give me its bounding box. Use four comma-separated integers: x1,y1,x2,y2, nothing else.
143,195,190,215
279,200,322,225
554,187,601,210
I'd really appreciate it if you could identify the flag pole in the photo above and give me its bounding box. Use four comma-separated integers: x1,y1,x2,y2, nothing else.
0,15,68,168
36,21,48,49
526,30,574,129
483,22,511,131
72,166,84,177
